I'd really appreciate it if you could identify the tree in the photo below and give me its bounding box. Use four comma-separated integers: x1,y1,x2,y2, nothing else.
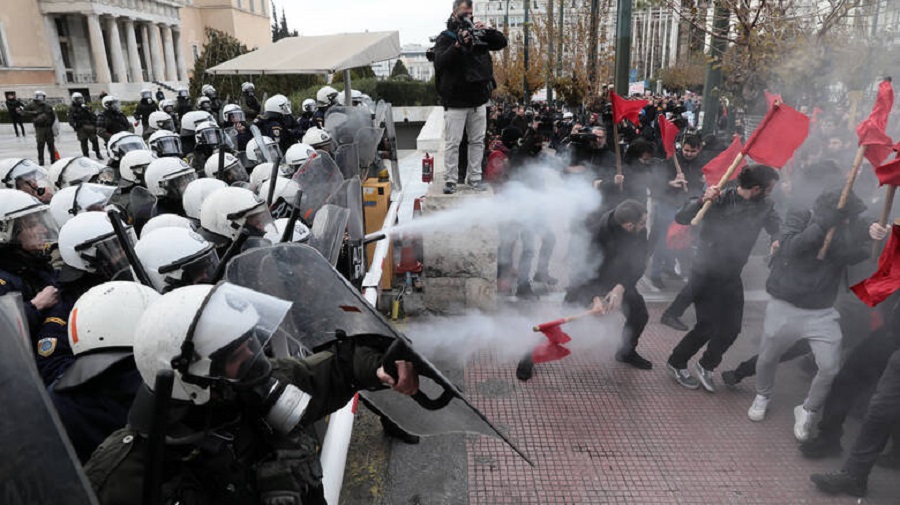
272,6,298,42
391,59,409,79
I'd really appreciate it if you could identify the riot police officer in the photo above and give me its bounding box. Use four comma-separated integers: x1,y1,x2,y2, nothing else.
68,93,103,160
241,82,262,121
255,94,303,155
96,96,134,144
24,91,58,166
133,88,158,131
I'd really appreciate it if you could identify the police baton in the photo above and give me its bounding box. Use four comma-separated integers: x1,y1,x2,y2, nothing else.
107,208,154,287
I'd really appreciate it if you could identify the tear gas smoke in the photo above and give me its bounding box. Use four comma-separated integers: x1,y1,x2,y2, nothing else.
403,306,625,368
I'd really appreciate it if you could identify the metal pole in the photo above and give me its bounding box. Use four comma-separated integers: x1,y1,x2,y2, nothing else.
556,0,564,78
524,0,530,103
343,69,352,108
547,0,554,104
700,0,729,135
614,0,633,96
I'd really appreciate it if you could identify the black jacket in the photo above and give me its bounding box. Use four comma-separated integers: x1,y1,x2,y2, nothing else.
676,186,781,278
68,103,98,130
658,150,709,206
96,109,133,141
566,209,649,305
766,193,870,309
433,21,507,108
133,99,157,128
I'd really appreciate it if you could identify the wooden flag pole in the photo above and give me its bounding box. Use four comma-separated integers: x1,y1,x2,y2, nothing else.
871,185,897,259
613,121,623,191
690,152,745,226
672,152,688,192
818,144,868,260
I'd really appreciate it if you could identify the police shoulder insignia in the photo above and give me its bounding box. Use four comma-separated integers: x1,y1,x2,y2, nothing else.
44,317,66,326
37,338,58,357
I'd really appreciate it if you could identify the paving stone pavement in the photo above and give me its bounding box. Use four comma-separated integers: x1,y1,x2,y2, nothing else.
460,302,900,505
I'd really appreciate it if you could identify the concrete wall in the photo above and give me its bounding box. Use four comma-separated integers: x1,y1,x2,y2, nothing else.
0,0,55,68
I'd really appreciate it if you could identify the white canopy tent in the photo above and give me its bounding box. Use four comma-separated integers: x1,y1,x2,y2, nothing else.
206,31,401,105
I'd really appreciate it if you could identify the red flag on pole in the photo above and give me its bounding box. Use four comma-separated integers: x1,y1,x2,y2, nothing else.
875,152,900,187
610,90,649,125
764,90,783,110
742,102,810,168
658,114,679,159
531,319,573,364
703,135,747,184
851,223,900,306
857,79,895,168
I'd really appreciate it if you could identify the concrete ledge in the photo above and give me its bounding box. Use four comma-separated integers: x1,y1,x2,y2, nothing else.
416,106,444,153
422,177,497,314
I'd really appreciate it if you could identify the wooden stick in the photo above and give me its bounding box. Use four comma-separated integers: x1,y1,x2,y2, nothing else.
871,185,896,259
690,152,745,226
672,152,688,192
612,121,623,190
818,144,868,260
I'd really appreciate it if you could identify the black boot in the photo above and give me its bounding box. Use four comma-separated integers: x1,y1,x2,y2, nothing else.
516,354,534,382
800,433,843,459
616,350,653,370
810,471,867,497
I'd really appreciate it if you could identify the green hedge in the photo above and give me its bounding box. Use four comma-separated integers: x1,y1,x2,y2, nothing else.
0,102,138,124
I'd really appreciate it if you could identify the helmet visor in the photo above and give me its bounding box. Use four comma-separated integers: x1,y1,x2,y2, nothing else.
73,183,117,214
153,136,183,157
244,206,276,237
197,128,224,146
223,163,250,185
160,170,198,201
77,230,134,279
11,208,59,252
115,136,147,155
192,283,292,384
159,246,219,292
226,110,245,123
157,118,175,131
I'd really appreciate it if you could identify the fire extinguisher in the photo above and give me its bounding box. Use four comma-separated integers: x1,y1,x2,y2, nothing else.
422,152,434,183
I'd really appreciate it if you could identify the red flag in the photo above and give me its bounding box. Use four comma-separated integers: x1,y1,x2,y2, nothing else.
703,135,747,185
764,90,783,110
857,79,895,168
875,154,900,187
610,90,649,125
851,223,900,306
531,320,572,364
742,103,810,168
658,114,679,159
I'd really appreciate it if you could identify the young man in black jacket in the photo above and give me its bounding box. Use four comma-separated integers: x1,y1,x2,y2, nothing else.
667,165,781,391
433,0,507,194
746,188,870,440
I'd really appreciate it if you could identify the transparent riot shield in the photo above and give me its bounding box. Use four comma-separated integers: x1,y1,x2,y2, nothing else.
354,126,384,170
290,150,344,226
333,143,360,180
222,245,532,464
306,204,350,266
324,106,372,146
127,186,158,235
0,294,99,505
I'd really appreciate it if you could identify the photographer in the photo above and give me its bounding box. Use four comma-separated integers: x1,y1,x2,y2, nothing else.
433,0,507,194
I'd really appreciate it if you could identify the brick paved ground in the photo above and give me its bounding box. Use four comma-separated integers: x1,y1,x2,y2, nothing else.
461,301,900,505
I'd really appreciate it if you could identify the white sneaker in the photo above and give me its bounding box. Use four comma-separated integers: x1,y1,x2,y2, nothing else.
748,394,770,422
794,405,815,442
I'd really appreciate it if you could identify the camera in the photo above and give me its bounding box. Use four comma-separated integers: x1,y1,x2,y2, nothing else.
458,15,488,50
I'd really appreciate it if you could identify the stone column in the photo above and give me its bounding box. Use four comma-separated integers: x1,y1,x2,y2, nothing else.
172,27,188,81
160,24,178,82
106,16,128,82
43,15,67,84
86,13,112,84
147,22,165,82
140,23,153,81
124,18,143,83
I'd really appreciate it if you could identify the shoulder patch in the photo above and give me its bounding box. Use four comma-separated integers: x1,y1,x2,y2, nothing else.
37,338,58,357
44,317,66,326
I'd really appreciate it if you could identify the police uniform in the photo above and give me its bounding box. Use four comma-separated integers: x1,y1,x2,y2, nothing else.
133,99,158,130
96,109,134,143
68,102,103,158
24,99,58,165
256,112,303,155
84,344,387,505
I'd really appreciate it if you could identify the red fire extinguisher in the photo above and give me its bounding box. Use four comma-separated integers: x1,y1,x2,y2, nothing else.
422,152,434,183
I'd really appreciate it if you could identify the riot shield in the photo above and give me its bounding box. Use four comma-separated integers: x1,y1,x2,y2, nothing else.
307,204,349,266
290,150,344,226
0,294,99,505
224,245,533,465
333,143,360,180
326,177,364,241
354,127,384,170
381,103,402,192
324,106,372,146
374,99,389,127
